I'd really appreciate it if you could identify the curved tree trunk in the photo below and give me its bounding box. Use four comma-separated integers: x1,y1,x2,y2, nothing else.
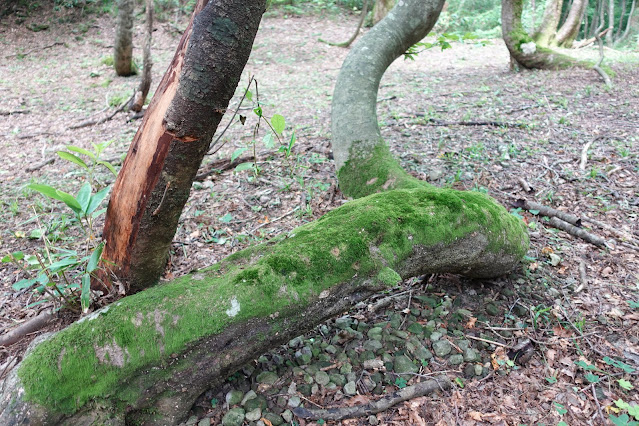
0,188,528,425
331,0,445,197
533,0,562,46
555,0,588,47
100,0,267,293
114,0,135,76
501,0,593,70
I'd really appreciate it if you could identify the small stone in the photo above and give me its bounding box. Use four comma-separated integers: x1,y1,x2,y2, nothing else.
288,336,303,348
340,363,353,374
407,323,423,334
393,354,418,374
448,354,464,365
282,409,293,423
198,419,211,426
464,364,476,378
330,373,346,386
185,416,198,425
222,408,245,426
363,339,383,352
362,359,385,370
456,340,470,351
343,381,357,395
226,390,244,406
430,331,442,341
392,330,409,339
244,395,267,412
485,303,499,316
256,371,278,385
298,383,312,396
245,408,262,422
263,413,284,425
367,327,383,339
315,371,330,386
311,383,319,395
432,340,452,357
346,372,357,382
241,390,257,405
463,348,479,362
474,365,484,376
287,395,301,408
325,344,337,354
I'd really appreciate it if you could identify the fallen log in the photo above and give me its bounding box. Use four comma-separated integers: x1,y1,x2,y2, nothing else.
0,187,528,425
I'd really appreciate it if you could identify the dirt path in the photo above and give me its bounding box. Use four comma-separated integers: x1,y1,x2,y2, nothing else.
1,7,638,425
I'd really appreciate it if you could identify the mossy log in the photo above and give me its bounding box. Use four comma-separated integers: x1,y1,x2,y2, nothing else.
0,187,528,425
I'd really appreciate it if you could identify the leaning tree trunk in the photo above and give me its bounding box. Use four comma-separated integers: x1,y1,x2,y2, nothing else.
533,0,562,45
555,0,588,46
0,189,529,425
130,0,154,113
501,0,594,69
114,0,135,76
100,0,267,293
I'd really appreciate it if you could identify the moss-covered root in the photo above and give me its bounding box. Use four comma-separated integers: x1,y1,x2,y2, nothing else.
0,187,528,425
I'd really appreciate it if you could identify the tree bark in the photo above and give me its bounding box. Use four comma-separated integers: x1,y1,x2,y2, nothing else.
555,0,588,47
372,0,395,25
502,0,593,69
533,0,562,46
130,0,154,112
114,0,135,76
331,0,445,198
606,0,615,45
0,188,528,425
619,0,637,43
101,0,267,293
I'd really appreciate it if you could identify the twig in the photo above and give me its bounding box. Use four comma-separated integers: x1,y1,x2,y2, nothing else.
423,118,527,128
250,206,300,233
517,178,532,193
0,109,30,116
548,217,606,247
318,0,369,48
5,42,64,59
292,376,451,421
465,335,509,348
592,7,612,87
152,181,171,216
0,309,55,348
25,158,55,172
576,261,587,293
579,140,594,170
208,75,255,155
68,93,134,130
590,383,606,424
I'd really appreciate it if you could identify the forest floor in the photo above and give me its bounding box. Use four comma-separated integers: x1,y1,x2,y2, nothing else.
1,4,639,425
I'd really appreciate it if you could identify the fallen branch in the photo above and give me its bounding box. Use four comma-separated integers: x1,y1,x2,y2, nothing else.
424,119,527,128
579,139,595,170
250,206,300,233
0,110,30,116
5,42,64,59
548,217,606,247
194,150,270,181
576,260,587,293
293,376,451,421
0,309,55,348
572,28,611,49
68,93,134,130
318,0,369,48
25,158,55,172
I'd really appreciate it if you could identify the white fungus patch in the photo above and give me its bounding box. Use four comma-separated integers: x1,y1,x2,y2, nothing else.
226,297,241,317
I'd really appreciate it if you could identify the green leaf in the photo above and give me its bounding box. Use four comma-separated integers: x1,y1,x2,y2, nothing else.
575,360,598,371
454,377,464,388
97,160,117,177
288,131,296,151
253,106,262,117
270,114,285,135
616,399,631,410
2,251,24,262
604,356,636,373
234,162,254,172
584,373,600,383
76,182,92,213
67,145,96,160
210,398,218,408
618,379,634,390
13,278,37,291
86,186,111,216
546,376,558,384
30,184,83,214
81,274,91,313
394,377,407,389
57,151,88,169
231,147,247,162
219,213,233,223
86,242,104,274
48,257,79,272
557,422,568,426
629,300,639,309
629,404,639,420
554,402,567,415
55,190,83,215
262,133,275,149
29,229,42,239
245,89,252,102
610,414,632,426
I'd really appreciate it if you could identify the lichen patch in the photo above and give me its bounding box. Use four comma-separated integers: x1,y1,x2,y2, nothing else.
226,297,241,317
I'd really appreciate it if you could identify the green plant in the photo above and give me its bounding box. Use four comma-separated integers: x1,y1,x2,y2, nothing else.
531,304,551,329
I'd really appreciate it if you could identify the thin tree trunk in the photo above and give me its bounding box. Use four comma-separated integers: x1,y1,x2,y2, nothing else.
533,0,562,46
114,0,135,76
101,0,267,293
559,0,574,28
583,7,589,39
372,0,395,25
616,0,628,40
130,0,153,112
619,0,637,42
555,0,588,46
606,0,615,45
590,0,602,37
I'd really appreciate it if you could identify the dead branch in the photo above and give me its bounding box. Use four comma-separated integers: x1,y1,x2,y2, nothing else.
250,206,300,233
424,119,527,128
579,140,594,170
195,150,270,181
25,158,55,172
292,376,451,421
318,0,369,48
5,42,64,59
68,93,134,130
0,110,30,116
548,217,606,247
592,10,612,87
0,309,55,348
576,260,587,293
130,0,154,113
517,178,533,193
572,28,611,49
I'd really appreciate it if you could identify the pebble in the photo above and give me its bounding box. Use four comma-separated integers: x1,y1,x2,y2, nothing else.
241,390,257,405
393,354,418,374
287,396,301,408
282,410,293,423
315,371,330,385
363,339,383,352
343,381,357,395
256,371,278,385
463,348,479,362
432,340,452,357
225,390,244,406
245,408,262,422
448,354,464,365
430,331,443,341
221,408,245,426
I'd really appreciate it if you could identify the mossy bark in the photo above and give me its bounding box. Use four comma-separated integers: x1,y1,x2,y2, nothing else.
0,188,528,425
532,0,561,46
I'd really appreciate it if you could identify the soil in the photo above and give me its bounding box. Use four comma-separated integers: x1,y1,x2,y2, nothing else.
0,4,638,425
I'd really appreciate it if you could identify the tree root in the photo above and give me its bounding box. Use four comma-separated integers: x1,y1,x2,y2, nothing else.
0,309,55,348
293,376,451,421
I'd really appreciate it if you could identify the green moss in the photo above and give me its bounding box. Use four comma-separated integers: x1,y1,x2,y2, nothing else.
18,187,527,415
377,267,401,286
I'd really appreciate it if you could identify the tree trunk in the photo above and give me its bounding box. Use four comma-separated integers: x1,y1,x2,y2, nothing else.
616,0,628,40
533,0,562,46
372,0,395,25
502,0,593,69
114,0,135,76
618,0,637,43
101,0,267,293
606,0,615,45
332,0,445,197
555,0,588,47
130,0,154,112
0,188,528,425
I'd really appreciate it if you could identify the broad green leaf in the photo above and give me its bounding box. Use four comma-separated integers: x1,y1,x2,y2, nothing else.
234,162,254,172
48,257,79,272
584,373,600,383
219,213,233,223
29,229,42,239
76,182,92,213
554,402,567,415
262,133,275,149
618,379,634,390
575,360,598,371
86,186,111,215
55,190,83,215
13,278,37,291
454,377,464,388
2,251,24,262
253,106,262,117
81,274,91,313
245,89,252,101
288,131,296,151
29,184,82,214
97,160,117,177
629,300,639,309
270,114,285,135
86,242,104,274
57,151,88,169
604,356,636,373
629,404,639,420
67,145,95,160
231,147,247,162
616,399,631,410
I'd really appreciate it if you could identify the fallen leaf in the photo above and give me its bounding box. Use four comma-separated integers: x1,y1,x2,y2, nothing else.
465,316,478,329
468,411,484,421
260,418,273,426
541,246,554,255
344,395,371,406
